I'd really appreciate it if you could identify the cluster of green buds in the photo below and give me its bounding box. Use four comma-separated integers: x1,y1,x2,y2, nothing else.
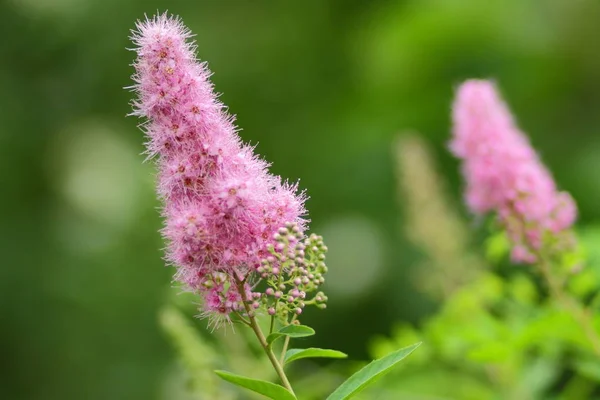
255,223,329,320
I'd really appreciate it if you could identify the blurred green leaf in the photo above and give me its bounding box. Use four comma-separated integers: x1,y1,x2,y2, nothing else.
485,231,510,264
515,358,559,398
579,227,600,269
510,274,538,305
569,268,598,299
467,341,511,363
574,359,600,383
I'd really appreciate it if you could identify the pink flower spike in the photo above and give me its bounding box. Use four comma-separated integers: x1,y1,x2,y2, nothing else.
450,79,576,263
129,13,307,316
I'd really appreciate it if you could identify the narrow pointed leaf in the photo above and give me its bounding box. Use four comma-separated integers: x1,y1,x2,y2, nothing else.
326,342,421,400
214,370,296,400
266,325,315,346
284,348,348,365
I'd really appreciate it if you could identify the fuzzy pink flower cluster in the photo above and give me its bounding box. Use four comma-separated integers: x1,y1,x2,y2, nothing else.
130,15,306,315
450,80,576,263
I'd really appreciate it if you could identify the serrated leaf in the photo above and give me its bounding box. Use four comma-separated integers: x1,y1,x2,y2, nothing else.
214,370,296,400
326,342,421,400
266,325,315,346
284,348,348,365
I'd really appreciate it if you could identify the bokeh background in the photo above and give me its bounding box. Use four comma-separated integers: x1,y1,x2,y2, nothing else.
2,0,600,399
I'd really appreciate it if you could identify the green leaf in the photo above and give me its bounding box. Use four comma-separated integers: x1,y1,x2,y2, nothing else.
214,370,296,400
266,324,315,346
284,348,348,365
485,231,509,263
574,359,600,382
326,342,421,400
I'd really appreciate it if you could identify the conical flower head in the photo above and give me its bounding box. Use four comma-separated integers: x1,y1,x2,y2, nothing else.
450,80,576,263
129,14,307,311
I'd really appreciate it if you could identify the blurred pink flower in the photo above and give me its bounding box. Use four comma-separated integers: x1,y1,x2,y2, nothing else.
130,14,306,316
450,79,576,263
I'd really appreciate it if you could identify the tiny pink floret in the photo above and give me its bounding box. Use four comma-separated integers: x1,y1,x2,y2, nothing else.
450,80,576,263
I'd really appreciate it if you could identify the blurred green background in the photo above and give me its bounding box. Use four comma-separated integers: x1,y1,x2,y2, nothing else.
2,0,600,399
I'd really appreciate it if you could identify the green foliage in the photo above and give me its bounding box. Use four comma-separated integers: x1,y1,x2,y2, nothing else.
267,325,315,346
214,370,297,400
378,134,600,399
326,342,421,400
283,348,347,365
485,230,510,263
160,302,278,399
368,240,600,399
159,306,225,399
574,358,600,382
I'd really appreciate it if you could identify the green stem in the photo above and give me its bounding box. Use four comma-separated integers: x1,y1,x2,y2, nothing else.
280,314,298,364
280,335,291,365
503,203,600,357
269,314,275,334
233,311,251,327
536,254,600,357
234,276,295,395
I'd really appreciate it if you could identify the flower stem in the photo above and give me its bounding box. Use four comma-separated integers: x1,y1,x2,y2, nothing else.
536,254,600,357
269,314,275,334
234,276,295,395
280,314,298,364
